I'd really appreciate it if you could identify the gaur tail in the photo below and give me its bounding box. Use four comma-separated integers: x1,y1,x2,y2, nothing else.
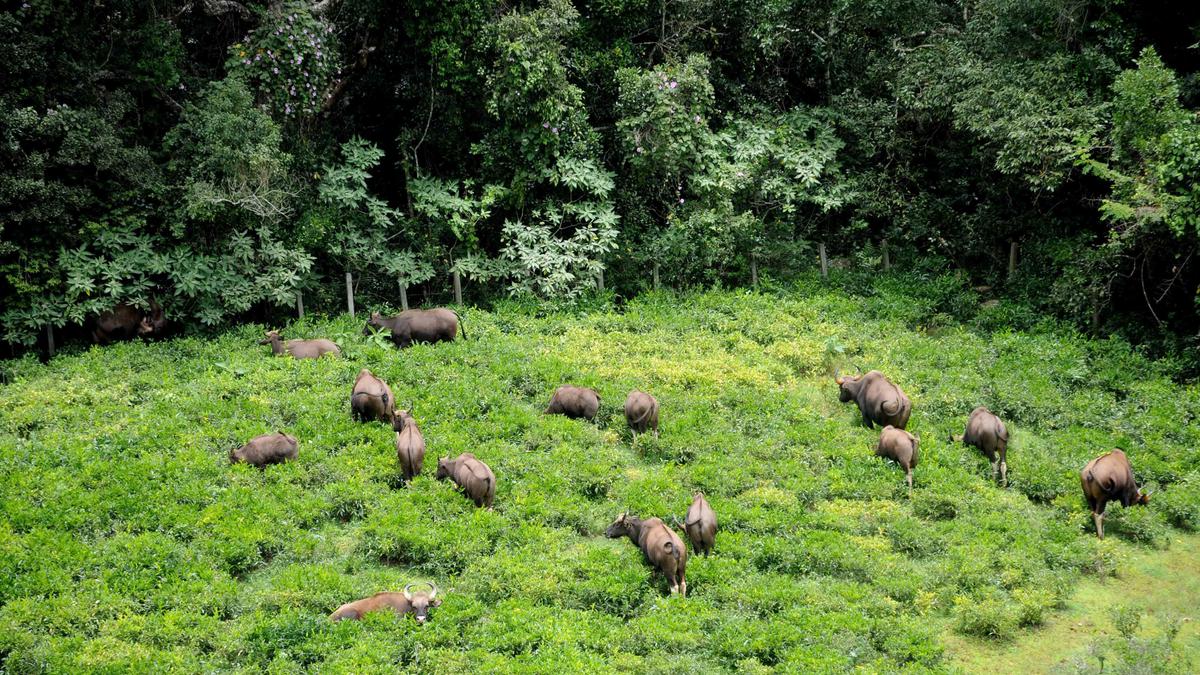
882,398,901,416
664,540,680,563
632,402,655,427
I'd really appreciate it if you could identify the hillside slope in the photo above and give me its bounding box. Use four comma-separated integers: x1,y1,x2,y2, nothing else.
3,282,1199,672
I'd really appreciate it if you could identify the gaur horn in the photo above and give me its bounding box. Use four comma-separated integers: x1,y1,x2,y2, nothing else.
834,368,845,385
403,583,414,600
427,581,438,599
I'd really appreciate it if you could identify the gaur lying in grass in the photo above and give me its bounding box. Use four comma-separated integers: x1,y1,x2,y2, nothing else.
259,330,340,359
330,583,441,623
230,432,298,467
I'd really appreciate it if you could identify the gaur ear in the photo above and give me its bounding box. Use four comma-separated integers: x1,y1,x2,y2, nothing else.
432,598,442,606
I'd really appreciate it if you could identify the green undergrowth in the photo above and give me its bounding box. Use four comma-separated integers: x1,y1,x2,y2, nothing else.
3,278,1200,672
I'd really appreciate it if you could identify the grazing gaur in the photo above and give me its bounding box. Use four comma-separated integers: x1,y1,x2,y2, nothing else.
351,369,395,423
329,583,441,623
835,369,912,429
683,492,717,556
394,409,426,482
605,512,688,596
624,390,660,439
876,425,919,490
1081,449,1151,539
363,309,464,348
545,385,601,421
230,432,299,467
92,300,165,344
436,452,495,508
951,406,1009,486
259,330,340,359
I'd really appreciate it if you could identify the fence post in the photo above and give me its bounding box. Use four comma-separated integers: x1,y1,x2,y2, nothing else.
399,281,409,311
882,239,891,271
653,263,660,291
46,325,55,358
750,253,759,286
345,271,355,317
596,269,605,292
452,270,463,305
296,291,304,319
819,242,829,280
1008,242,1018,279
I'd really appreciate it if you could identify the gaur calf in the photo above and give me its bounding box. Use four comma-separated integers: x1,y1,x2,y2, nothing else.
877,425,919,490
606,512,688,596
330,583,441,623
364,309,464,348
545,385,601,421
835,369,912,429
952,406,1009,486
684,492,717,556
394,409,426,482
1081,448,1151,539
436,452,495,508
92,299,166,344
351,369,395,423
624,390,659,439
230,432,298,467
259,330,340,359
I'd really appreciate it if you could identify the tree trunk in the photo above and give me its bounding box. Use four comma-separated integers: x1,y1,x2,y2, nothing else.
653,263,660,290
296,291,304,319
399,281,409,311
819,242,829,280
452,270,462,305
1008,242,1018,279
45,324,55,358
345,271,355,317
882,239,891,271
596,269,605,291
750,253,759,286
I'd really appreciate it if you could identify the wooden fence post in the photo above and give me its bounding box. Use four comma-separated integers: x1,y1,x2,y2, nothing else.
1008,242,1018,279
296,291,304,319
452,270,463,305
596,269,605,292
750,253,759,286
653,263,660,291
345,271,355,317
45,325,55,358
819,242,829,280
399,281,409,311
882,239,891,271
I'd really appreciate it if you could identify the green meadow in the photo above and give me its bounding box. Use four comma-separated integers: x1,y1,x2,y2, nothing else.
2,275,1198,673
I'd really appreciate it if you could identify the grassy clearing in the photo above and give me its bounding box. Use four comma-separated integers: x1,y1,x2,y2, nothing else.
2,275,1199,672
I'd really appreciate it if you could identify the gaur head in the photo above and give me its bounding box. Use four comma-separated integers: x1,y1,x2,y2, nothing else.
392,408,414,432
258,330,281,345
404,582,441,624
137,316,155,336
228,446,244,464
362,311,387,336
435,457,452,480
834,369,861,402
605,512,633,538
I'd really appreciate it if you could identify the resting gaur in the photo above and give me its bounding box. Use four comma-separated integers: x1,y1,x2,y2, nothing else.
394,408,426,482
436,452,495,508
606,512,688,597
683,492,717,556
545,385,601,421
952,406,1009,486
835,369,912,429
351,369,395,423
259,330,340,359
364,309,464,347
876,425,919,490
1081,448,1151,539
624,390,660,439
329,583,442,623
230,432,298,467
92,299,166,344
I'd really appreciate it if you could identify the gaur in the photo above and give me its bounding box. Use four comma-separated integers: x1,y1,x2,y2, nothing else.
951,406,1009,486
436,452,495,508
394,409,426,482
351,369,395,423
835,369,912,429
877,425,919,490
624,390,660,439
605,512,688,596
230,432,298,467
683,492,717,556
1081,448,1151,539
259,330,340,359
92,300,165,344
330,583,441,623
545,385,601,421
363,309,464,348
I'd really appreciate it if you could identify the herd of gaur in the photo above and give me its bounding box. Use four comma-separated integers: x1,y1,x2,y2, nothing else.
94,304,1155,625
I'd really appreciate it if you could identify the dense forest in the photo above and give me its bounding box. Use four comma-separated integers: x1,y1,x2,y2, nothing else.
2,0,1199,364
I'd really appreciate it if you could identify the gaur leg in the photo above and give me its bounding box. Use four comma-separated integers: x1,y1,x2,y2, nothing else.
906,466,913,491
1093,510,1105,539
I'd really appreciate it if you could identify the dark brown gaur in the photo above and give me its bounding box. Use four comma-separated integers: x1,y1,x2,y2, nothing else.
329,582,441,623
951,406,1009,486
351,368,395,423
394,408,425,482
92,301,164,344
436,452,495,508
230,432,298,467
683,492,717,556
545,385,601,421
605,512,688,596
1081,448,1151,539
876,425,919,490
259,330,340,359
624,390,660,440
364,309,464,348
835,369,912,429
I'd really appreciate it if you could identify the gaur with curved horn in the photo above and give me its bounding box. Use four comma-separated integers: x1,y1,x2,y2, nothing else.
330,582,442,623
